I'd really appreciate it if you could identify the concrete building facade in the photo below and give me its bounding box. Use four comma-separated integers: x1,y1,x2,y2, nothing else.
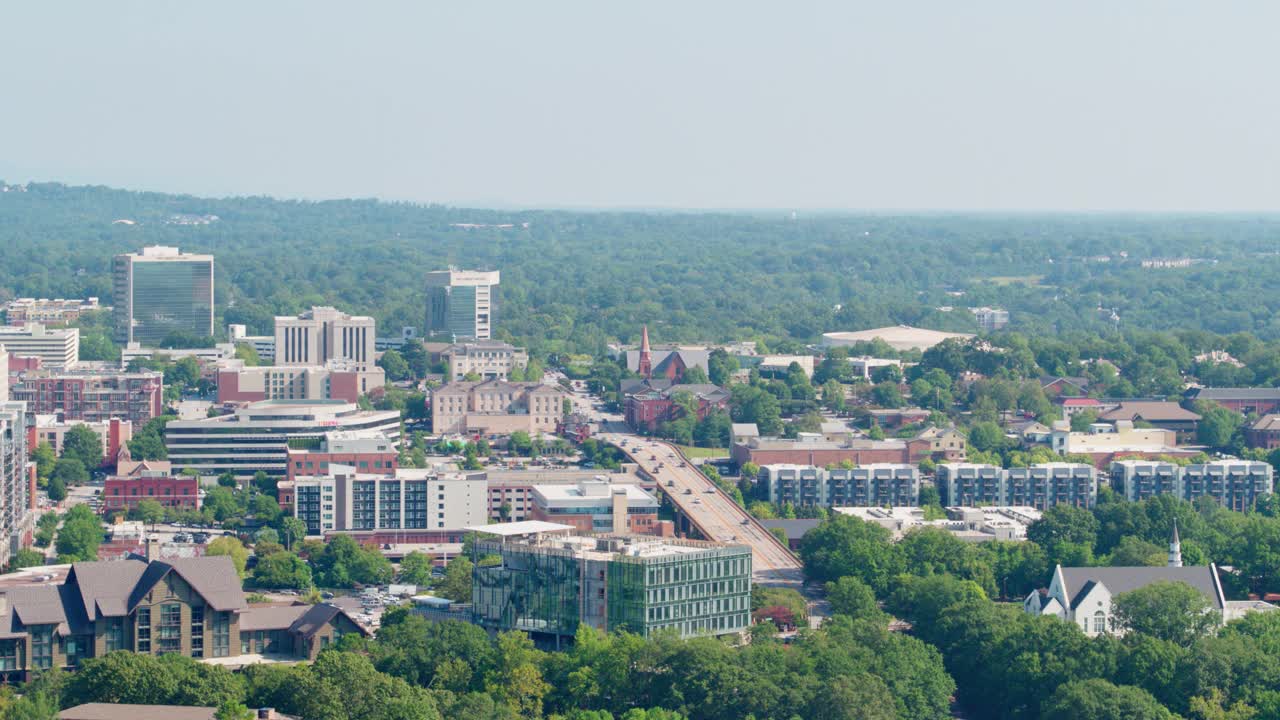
291,466,488,536
759,464,921,507
938,462,1099,509
430,380,564,436
0,325,79,368
528,479,662,534
424,269,499,340
11,371,162,427
29,417,131,467
284,431,398,483
215,361,384,404
273,307,376,372
3,298,100,327
112,246,215,345
441,342,529,382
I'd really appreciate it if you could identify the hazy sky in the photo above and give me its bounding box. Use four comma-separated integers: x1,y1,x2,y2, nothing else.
3,2,1278,210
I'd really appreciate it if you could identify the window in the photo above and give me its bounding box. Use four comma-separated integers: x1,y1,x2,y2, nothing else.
136,607,151,653
0,640,20,671
31,626,53,669
191,606,205,658
105,617,125,652
156,603,182,654
213,612,230,658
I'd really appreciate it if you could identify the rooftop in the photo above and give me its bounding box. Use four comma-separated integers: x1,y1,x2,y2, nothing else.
466,520,577,536
822,325,974,351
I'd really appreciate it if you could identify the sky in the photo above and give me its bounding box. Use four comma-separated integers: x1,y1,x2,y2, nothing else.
2,2,1279,211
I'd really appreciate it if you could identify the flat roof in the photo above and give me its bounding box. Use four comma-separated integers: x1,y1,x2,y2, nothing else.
532,482,657,504
822,325,974,351
466,520,576,536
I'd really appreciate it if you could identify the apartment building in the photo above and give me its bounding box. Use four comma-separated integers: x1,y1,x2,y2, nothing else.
215,360,384,404
284,431,398,483
936,463,1006,506
1113,460,1276,512
4,297,100,327
528,479,662,534
758,464,921,507
430,379,565,436
937,462,1100,509
291,465,488,536
11,370,163,426
970,307,1010,331
0,556,365,683
112,246,215,345
424,269,500,340
29,417,131,465
470,523,752,642
0,324,79,368
0,400,32,569
165,400,400,477
441,342,529,381
274,306,376,372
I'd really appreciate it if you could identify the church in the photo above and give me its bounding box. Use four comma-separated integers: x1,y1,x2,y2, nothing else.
1023,522,1227,636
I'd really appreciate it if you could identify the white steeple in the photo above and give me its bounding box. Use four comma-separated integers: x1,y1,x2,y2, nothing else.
1169,519,1183,568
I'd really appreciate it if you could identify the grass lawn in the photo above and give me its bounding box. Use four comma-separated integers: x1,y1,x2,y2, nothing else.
676,445,730,459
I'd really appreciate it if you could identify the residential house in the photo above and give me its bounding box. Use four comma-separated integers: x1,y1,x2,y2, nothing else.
914,425,967,461
1039,376,1090,398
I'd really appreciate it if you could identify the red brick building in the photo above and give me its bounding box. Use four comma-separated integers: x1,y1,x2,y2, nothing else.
1246,414,1280,450
285,431,398,482
731,436,927,467
103,459,199,513
10,370,163,425
1190,387,1280,416
622,380,730,433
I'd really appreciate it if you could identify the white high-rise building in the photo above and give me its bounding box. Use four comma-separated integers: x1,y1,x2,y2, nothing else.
0,324,79,368
424,269,499,340
274,306,376,371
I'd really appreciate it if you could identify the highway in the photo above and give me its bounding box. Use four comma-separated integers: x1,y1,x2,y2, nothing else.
596,432,804,586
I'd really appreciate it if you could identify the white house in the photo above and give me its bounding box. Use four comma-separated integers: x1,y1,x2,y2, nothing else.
1023,524,1228,636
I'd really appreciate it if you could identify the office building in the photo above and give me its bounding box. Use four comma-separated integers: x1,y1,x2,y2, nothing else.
29,417,132,466
0,324,79,368
481,468,653,522
0,400,31,569
441,342,529,381
760,463,920,507
470,522,752,642
424,269,499,340
430,379,565,436
227,324,275,359
291,465,488,536
112,246,215,345
274,306,376,371
165,400,400,477
11,370,163,426
284,431,398,483
102,459,198,514
732,434,924,468
528,479,662,534
3,297,100,327
0,556,366,682
969,307,1010,331
215,360,384,404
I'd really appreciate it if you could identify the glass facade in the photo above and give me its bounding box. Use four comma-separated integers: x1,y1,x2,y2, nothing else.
115,254,214,344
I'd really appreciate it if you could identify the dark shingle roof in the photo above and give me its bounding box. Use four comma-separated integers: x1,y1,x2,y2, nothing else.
68,559,149,622
125,557,246,613
1099,401,1201,423
1058,565,1223,611
289,602,367,639
1194,387,1280,401
239,604,309,632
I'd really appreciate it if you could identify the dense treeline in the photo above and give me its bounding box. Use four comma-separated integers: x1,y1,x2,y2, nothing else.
6,183,1280,358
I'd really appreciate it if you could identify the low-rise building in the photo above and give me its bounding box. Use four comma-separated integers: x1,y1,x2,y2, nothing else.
755,355,815,378
1245,414,1280,450
430,380,565,436
867,407,932,429
165,400,400,477
29,417,132,465
1050,420,1197,468
835,505,1041,541
937,463,1006,506
292,465,488,536
227,324,275,360
102,460,199,514
821,325,974,352
732,434,924,468
0,324,79,368
848,357,901,381
215,360,384,404
470,522,752,642
528,479,662,534
938,462,1099,508
622,380,730,433
285,431,398,483
1187,387,1280,416
759,464,920,507
482,468,652,522
1179,461,1274,512
1097,401,1201,438
12,370,163,426
442,342,529,381
970,307,1009,331
4,298,100,327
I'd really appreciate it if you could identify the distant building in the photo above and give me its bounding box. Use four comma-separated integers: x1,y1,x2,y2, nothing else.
4,298,100,327
12,370,163,426
848,357,901,381
936,463,1006,506
758,518,822,550
1097,401,1201,438
1050,420,1197,469
835,505,1042,542
29,417,132,466
756,355,816,378
821,325,974,352
165,400,400,477
424,269,500,340
732,434,923,468
624,327,710,382
1179,461,1274,512
1187,387,1280,416
868,407,933,429
969,307,1009,331
285,431,398,483
0,399,32,568
759,464,920,507
227,323,275,359
291,465,488,536
1246,414,1280,450
102,459,198,514
0,324,79,368
215,360,384,404
528,479,662,534
482,468,653,522
470,523,752,642
1039,376,1091,398
622,380,730,433
274,306,376,372
430,380,565,436
938,462,1099,509
1059,397,1107,419
442,341,529,381
112,246,215,345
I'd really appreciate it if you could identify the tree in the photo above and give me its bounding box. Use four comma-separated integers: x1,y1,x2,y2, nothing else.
439,556,473,602
8,548,46,572
46,474,67,503
1108,536,1167,567
214,702,254,720
233,343,261,366
280,517,308,550
800,515,903,592
61,425,104,469
708,349,740,386
826,575,886,623
399,551,435,586
1196,401,1245,449
966,421,1005,453
378,348,411,382
134,499,164,529
871,382,903,409
1114,580,1221,647
681,365,709,384
251,551,313,590
207,537,249,578
51,457,88,489
1041,679,1176,720
55,506,103,561
821,379,846,413
31,442,56,482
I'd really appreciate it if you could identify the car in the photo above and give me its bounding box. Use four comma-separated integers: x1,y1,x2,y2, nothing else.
174,533,190,543
704,488,716,494
684,489,692,494
692,499,701,504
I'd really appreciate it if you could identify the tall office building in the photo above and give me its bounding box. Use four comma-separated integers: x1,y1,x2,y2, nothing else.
424,269,499,340
274,306,376,371
113,246,215,345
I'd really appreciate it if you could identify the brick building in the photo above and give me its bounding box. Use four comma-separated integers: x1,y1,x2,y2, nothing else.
11,370,163,425
102,459,199,514
622,380,730,433
216,361,384,404
1246,414,1280,450
1188,387,1280,416
285,431,398,483
28,417,131,467
731,435,926,468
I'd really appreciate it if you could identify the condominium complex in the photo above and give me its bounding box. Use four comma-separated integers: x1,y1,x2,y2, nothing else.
424,269,499,340
4,297,100,327
442,342,529,381
29,416,132,465
430,379,564,436
470,523,753,642
937,462,1099,509
0,556,366,682
528,479,662,534
284,431,398,482
290,465,488,536
0,400,31,569
1110,460,1274,511
11,370,163,426
970,307,1010,331
758,464,921,507
215,360,384,404
274,306,376,371
0,324,79,368
164,400,400,477
112,246,215,345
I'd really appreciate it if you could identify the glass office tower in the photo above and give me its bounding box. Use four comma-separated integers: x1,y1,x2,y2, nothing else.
113,246,215,345
424,269,499,340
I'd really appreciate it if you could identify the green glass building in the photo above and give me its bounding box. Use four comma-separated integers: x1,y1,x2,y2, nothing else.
113,246,215,345
424,269,499,340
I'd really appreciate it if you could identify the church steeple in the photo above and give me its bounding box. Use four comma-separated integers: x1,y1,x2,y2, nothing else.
638,325,652,379
1169,519,1183,567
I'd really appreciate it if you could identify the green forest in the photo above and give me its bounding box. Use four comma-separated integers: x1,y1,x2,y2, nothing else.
5,183,1280,359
